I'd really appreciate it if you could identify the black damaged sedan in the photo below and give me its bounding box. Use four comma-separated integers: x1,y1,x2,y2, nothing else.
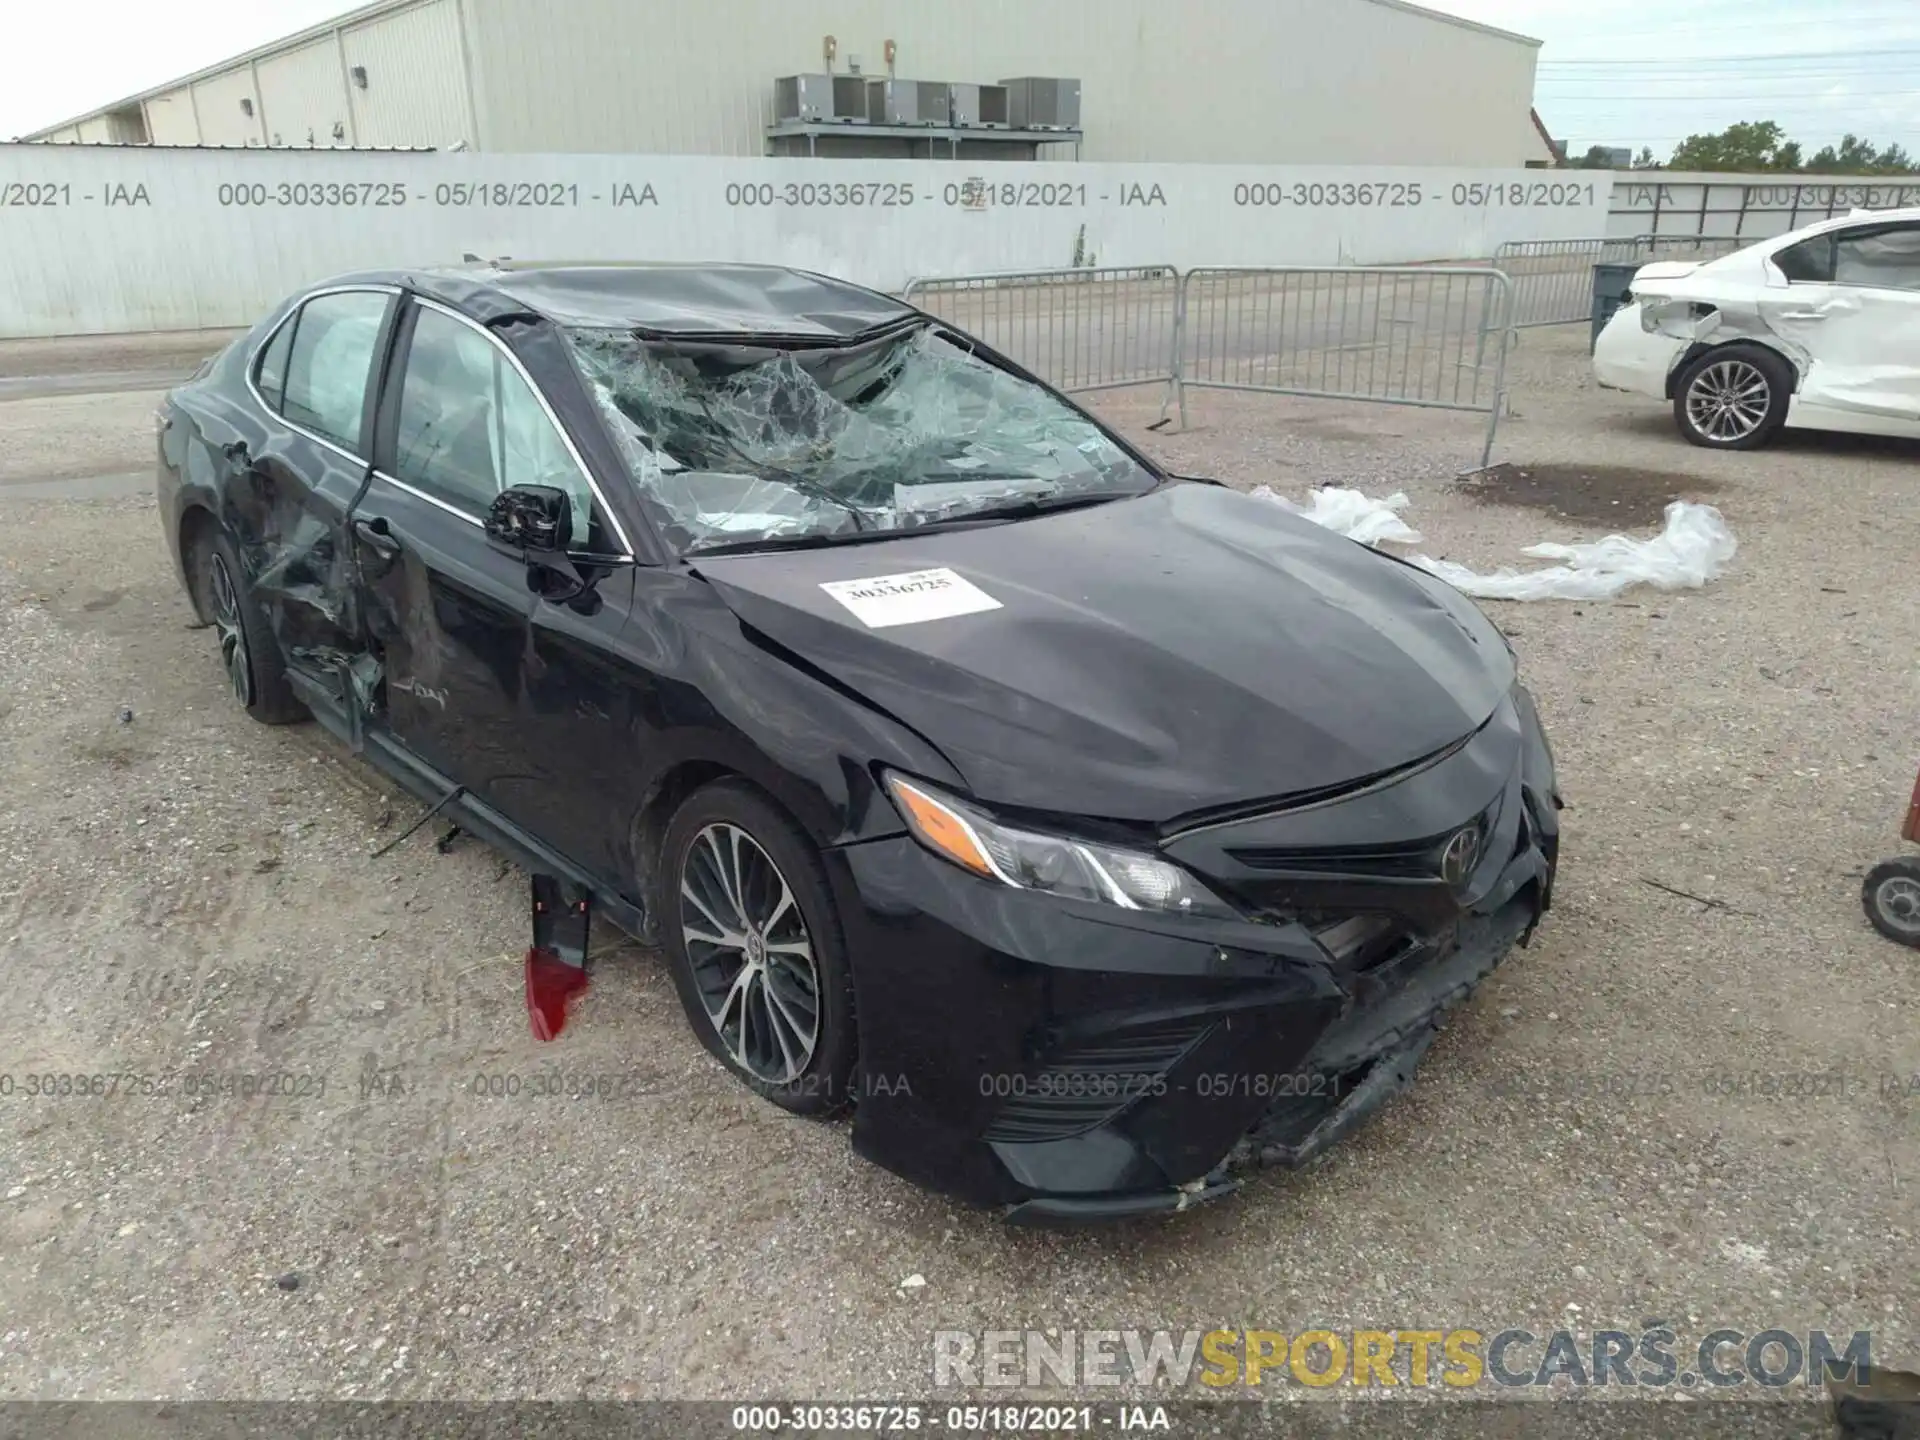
157,262,1559,1221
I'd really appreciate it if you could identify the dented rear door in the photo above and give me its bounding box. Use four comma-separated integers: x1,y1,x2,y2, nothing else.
233,286,398,691
1759,221,1920,429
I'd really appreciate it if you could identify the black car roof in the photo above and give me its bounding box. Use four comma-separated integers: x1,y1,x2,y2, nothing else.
326,262,918,338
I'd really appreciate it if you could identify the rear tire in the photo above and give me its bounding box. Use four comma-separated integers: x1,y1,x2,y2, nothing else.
1672,343,1792,450
191,525,307,725
659,780,858,1115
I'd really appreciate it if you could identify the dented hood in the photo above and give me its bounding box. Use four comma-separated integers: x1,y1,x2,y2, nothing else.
693,484,1514,823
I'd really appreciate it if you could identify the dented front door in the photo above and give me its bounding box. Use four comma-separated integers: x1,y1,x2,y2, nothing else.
351,296,640,889
353,299,536,797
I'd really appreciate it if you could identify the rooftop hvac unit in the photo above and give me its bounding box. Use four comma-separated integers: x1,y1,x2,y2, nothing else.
867,78,939,125
1000,77,1081,129
947,83,981,128
831,74,869,120
774,74,834,123
915,81,951,127
947,83,1009,127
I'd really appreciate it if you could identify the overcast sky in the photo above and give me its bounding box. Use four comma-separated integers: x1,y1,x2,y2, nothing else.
1448,0,1920,156
7,0,1920,158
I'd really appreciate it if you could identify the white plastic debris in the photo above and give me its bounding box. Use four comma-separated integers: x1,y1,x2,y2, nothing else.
1256,483,1735,602
1410,501,1736,602
1250,485,1423,547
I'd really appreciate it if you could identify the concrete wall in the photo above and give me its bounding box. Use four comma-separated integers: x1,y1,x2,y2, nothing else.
0,146,1605,335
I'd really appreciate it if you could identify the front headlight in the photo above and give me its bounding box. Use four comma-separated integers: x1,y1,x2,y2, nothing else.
883,771,1237,918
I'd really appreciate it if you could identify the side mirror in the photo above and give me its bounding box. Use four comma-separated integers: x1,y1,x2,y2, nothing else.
484,484,572,553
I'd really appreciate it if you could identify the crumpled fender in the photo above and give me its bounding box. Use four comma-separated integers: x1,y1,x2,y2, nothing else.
1630,270,1818,383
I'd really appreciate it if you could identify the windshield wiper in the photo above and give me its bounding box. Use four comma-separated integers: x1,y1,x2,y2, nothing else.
914,488,1145,527
685,489,1145,557
686,528,901,559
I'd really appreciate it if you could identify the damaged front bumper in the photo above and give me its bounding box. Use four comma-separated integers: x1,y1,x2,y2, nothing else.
828,685,1559,1222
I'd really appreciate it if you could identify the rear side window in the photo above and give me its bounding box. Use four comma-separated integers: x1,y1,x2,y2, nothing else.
1833,224,1920,292
255,315,296,409
282,291,388,452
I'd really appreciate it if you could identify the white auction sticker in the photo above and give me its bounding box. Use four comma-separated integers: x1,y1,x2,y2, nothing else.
818,568,1003,628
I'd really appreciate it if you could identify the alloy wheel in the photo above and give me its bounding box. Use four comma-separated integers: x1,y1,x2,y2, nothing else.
1873,874,1920,937
1685,359,1770,442
207,552,254,707
678,822,821,1085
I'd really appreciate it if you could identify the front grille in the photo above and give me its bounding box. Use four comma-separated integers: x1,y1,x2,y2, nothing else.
1226,840,1436,878
982,1017,1211,1144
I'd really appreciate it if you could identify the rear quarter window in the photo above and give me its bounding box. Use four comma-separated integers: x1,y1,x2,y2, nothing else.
254,315,296,408
1773,234,1834,284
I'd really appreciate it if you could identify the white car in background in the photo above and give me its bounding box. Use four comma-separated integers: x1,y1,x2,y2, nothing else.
1593,208,1920,449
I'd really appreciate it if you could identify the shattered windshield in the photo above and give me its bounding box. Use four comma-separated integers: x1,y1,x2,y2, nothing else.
565,322,1156,552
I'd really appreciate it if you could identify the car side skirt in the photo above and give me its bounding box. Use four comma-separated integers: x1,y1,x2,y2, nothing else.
286,669,649,940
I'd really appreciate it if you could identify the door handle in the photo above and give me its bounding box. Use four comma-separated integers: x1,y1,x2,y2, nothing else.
1774,309,1828,321
353,515,401,559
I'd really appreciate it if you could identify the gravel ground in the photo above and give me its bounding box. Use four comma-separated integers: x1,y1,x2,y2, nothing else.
0,323,1915,1411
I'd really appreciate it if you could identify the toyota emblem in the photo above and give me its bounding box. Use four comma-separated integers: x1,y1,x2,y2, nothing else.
1441,825,1482,890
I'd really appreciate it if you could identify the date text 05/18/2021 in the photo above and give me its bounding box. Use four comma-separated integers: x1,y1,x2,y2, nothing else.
1,175,1600,213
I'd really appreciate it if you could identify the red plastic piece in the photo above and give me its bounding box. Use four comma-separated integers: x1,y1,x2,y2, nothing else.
1904,765,1920,844
524,946,589,1042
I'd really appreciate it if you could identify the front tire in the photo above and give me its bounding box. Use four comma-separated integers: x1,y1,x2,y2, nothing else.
659,780,858,1115
191,525,306,725
1673,343,1792,450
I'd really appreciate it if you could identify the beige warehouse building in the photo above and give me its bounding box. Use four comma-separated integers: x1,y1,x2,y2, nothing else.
25,0,1552,165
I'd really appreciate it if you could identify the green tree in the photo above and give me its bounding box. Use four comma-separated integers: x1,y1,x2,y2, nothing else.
1806,133,1917,174
1568,144,1617,170
1669,121,1803,172
1634,146,1658,169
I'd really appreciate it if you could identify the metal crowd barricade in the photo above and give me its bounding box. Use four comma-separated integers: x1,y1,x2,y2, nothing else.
1494,233,1756,327
1636,233,1752,263
900,266,1182,407
1492,236,1648,328
1175,266,1516,468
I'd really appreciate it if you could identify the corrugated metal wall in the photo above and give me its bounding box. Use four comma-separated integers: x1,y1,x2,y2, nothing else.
29,0,467,151
27,0,1537,162
460,0,1542,163
257,41,353,147
343,0,472,147
143,91,201,145
191,69,266,146
0,146,1609,336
